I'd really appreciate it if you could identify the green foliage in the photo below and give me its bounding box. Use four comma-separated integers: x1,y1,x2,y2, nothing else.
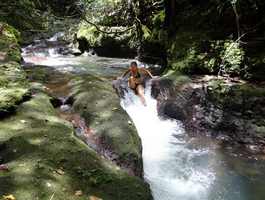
0,22,22,63
1,23,21,43
168,37,246,76
81,0,125,26
221,41,244,75
77,24,102,46
0,0,45,32
141,25,151,40
152,10,165,25
158,0,265,80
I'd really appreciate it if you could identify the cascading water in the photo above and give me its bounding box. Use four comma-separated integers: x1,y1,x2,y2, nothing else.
22,32,265,200
121,82,215,200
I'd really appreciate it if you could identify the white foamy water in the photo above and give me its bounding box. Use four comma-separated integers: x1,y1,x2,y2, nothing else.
121,82,216,200
22,32,265,200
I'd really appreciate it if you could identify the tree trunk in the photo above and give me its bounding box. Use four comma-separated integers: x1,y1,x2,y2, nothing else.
164,0,177,37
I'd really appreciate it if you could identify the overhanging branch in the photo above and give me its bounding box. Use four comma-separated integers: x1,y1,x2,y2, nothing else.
81,15,134,35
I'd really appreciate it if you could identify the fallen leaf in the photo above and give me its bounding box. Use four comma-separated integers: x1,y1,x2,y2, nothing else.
75,190,83,196
3,194,16,200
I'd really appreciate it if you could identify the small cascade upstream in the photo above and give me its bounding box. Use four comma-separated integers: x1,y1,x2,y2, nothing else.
121,82,215,200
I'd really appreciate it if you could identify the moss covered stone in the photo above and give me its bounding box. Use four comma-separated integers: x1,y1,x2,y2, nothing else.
0,93,152,200
0,23,29,116
69,75,144,176
76,22,136,58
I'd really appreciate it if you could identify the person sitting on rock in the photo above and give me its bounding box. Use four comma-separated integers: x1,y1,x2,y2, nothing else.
120,61,154,106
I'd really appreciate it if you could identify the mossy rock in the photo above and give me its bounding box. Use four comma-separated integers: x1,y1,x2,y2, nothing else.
69,75,144,176
206,79,265,119
0,93,152,200
0,23,30,116
163,70,191,86
77,24,136,58
0,62,29,117
0,22,21,43
0,22,22,63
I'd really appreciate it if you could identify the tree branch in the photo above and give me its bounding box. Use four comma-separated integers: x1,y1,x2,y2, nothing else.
81,15,134,35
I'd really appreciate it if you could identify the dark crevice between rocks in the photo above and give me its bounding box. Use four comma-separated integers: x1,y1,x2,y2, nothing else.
0,92,32,120
55,94,143,177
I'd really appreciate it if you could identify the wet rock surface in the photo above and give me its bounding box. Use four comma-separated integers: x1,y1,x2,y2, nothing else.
69,75,144,177
151,75,265,152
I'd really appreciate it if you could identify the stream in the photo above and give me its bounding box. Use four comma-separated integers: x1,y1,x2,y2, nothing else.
22,34,265,200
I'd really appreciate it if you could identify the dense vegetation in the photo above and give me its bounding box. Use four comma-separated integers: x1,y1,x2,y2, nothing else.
75,0,265,80
1,0,264,80
0,1,265,199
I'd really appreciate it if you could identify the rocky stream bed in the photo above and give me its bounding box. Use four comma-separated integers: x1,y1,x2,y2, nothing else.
1,24,265,200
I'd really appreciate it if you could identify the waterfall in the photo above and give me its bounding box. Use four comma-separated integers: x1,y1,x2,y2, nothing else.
121,82,215,200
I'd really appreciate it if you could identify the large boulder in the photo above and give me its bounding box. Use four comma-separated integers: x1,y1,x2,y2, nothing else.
152,73,265,152
68,75,145,177
0,93,152,200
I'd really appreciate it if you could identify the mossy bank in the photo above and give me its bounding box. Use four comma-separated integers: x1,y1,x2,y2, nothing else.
0,23,152,199
0,93,152,200
0,22,30,117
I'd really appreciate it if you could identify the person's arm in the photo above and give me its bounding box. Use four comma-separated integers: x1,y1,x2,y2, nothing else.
139,68,154,78
121,69,131,78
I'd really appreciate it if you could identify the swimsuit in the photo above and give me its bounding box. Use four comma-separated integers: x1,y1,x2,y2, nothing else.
129,71,143,92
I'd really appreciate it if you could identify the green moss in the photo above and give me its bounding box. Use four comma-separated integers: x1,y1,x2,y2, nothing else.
0,1,44,34
208,79,265,98
168,38,246,76
0,22,22,63
77,24,103,47
235,84,265,97
76,22,137,57
70,75,143,175
206,79,265,116
1,23,21,43
163,70,191,86
0,23,29,114
0,94,152,200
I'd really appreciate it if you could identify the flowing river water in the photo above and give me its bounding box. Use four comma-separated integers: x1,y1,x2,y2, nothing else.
22,35,265,200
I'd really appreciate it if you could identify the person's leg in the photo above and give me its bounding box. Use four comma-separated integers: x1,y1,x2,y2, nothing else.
136,84,146,106
128,76,136,89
